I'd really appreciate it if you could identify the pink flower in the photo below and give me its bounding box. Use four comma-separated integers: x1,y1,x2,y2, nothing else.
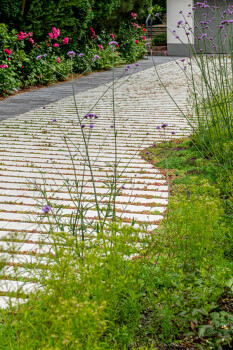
131,23,141,29
47,43,50,47
135,40,139,44
0,64,8,69
142,36,146,40
4,48,12,55
52,27,60,39
90,27,95,38
57,57,61,63
62,37,69,44
29,38,34,44
8,58,11,61
110,33,115,39
131,12,137,19
98,44,103,51
54,43,59,47
17,31,27,40
48,27,60,40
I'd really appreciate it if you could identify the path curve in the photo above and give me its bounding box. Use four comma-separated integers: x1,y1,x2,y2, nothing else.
0,58,190,307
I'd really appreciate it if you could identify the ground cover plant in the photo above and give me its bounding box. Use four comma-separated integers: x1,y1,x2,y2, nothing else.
140,136,233,348
0,1,233,349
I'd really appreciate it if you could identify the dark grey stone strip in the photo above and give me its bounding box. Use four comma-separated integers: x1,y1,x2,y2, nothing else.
167,43,193,57
0,56,174,121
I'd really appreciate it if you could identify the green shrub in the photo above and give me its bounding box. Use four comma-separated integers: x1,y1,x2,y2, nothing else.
151,33,167,46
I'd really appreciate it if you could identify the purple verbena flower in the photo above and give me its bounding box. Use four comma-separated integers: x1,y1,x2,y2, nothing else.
42,205,51,213
36,55,42,60
161,123,168,128
135,63,139,66
52,119,57,122
109,41,118,47
81,124,86,128
67,51,76,58
126,65,132,69
90,124,94,128
92,55,100,61
79,53,84,57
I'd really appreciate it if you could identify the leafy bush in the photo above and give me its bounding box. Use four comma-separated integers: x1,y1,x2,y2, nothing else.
0,0,93,44
151,33,167,46
0,8,149,96
117,24,147,62
0,24,72,95
0,0,152,44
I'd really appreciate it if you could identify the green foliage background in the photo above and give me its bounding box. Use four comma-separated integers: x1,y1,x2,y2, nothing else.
0,0,152,42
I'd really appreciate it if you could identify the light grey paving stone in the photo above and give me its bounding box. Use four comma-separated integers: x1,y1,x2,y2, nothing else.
0,296,28,309
0,280,38,293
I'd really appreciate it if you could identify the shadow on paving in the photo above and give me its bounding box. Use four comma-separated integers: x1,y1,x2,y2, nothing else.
0,56,175,121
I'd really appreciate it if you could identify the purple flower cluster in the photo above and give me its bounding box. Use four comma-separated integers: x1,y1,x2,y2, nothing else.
67,51,76,58
92,55,100,61
83,113,99,119
42,205,51,213
109,41,118,48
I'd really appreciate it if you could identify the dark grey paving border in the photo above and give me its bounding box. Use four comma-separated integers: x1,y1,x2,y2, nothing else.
0,56,175,121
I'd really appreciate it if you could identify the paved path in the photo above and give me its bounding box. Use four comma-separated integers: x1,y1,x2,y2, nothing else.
0,57,190,308
0,57,174,121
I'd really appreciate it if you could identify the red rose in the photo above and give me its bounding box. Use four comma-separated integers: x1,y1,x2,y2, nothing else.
4,48,12,55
